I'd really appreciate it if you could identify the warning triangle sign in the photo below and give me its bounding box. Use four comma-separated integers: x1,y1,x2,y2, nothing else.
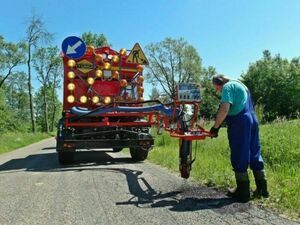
126,43,149,65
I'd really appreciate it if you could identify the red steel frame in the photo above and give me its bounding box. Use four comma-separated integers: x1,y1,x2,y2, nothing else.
62,45,212,141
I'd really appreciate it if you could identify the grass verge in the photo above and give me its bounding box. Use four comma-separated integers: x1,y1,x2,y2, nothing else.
148,119,300,220
0,132,53,154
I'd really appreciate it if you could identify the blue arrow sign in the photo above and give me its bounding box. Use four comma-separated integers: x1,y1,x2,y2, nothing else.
62,36,86,59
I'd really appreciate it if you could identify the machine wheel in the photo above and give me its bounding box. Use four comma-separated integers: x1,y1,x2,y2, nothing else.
112,148,123,152
58,152,74,165
180,164,191,179
130,147,148,161
179,139,192,179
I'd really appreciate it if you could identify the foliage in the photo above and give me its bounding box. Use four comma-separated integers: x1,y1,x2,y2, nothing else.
148,87,161,100
81,32,110,47
242,50,300,122
24,13,53,133
0,13,62,134
0,35,26,87
0,87,30,133
199,66,220,119
34,86,62,132
32,46,62,132
145,37,202,100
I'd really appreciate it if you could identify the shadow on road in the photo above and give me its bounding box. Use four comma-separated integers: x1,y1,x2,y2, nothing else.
0,148,244,214
114,167,246,213
0,149,137,173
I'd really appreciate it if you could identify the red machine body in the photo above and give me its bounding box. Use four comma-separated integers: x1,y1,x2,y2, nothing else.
57,39,211,179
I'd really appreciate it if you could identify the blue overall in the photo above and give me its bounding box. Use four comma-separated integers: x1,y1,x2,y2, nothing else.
226,91,264,173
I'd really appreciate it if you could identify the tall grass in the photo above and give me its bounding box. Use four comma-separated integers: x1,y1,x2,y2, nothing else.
148,119,300,219
0,132,53,154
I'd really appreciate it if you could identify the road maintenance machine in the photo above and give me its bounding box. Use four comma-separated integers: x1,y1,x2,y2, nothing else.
57,36,211,178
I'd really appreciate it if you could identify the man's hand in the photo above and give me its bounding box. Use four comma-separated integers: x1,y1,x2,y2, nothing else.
210,126,220,138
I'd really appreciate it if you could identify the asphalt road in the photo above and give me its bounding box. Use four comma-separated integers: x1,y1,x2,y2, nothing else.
0,138,299,225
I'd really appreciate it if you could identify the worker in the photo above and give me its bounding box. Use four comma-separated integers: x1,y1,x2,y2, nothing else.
210,74,269,202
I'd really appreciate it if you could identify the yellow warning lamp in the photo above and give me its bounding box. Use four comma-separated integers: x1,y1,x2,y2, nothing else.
137,76,144,84
92,96,100,104
67,59,76,68
67,95,75,103
80,96,88,104
95,69,103,78
95,54,103,62
137,86,144,94
87,77,95,85
112,71,119,80
119,48,126,56
112,55,119,63
86,45,95,54
104,62,111,70
67,83,75,91
67,71,75,79
103,96,112,104
120,79,127,88
137,65,144,72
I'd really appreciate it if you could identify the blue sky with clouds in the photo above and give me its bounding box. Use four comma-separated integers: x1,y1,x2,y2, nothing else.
1,0,300,97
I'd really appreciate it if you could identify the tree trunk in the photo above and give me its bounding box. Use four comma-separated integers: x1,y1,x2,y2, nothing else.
50,75,58,132
27,45,36,133
43,85,49,133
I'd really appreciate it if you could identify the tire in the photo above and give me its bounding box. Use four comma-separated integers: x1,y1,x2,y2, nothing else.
112,148,123,152
58,152,74,165
179,139,192,179
129,147,148,161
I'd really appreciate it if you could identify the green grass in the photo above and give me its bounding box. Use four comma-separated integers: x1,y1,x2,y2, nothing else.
148,119,300,220
0,132,53,154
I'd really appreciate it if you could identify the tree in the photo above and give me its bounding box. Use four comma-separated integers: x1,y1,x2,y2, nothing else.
35,86,62,132
199,66,220,120
0,36,26,87
0,80,30,133
49,60,62,132
81,32,110,47
148,87,161,100
25,14,53,133
242,50,300,121
5,72,30,121
33,46,61,133
145,38,202,101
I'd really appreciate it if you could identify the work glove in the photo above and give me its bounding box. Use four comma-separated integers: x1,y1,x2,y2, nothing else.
209,126,220,138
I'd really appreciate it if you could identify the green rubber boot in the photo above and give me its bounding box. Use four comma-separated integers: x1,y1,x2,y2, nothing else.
253,170,269,198
227,172,251,203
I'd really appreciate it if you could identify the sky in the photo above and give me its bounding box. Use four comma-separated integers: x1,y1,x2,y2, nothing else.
1,0,300,97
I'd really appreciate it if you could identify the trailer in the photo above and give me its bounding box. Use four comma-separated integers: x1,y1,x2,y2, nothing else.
57,36,212,178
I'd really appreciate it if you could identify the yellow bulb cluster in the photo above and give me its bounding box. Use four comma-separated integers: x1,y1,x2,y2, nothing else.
67,83,75,91
80,96,87,103
92,96,99,104
67,59,76,68
137,76,144,84
67,95,75,103
137,86,144,94
104,62,111,70
87,77,95,85
103,96,112,104
66,95,112,105
67,71,75,79
119,48,126,56
95,69,103,78
112,55,119,63
112,71,119,80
